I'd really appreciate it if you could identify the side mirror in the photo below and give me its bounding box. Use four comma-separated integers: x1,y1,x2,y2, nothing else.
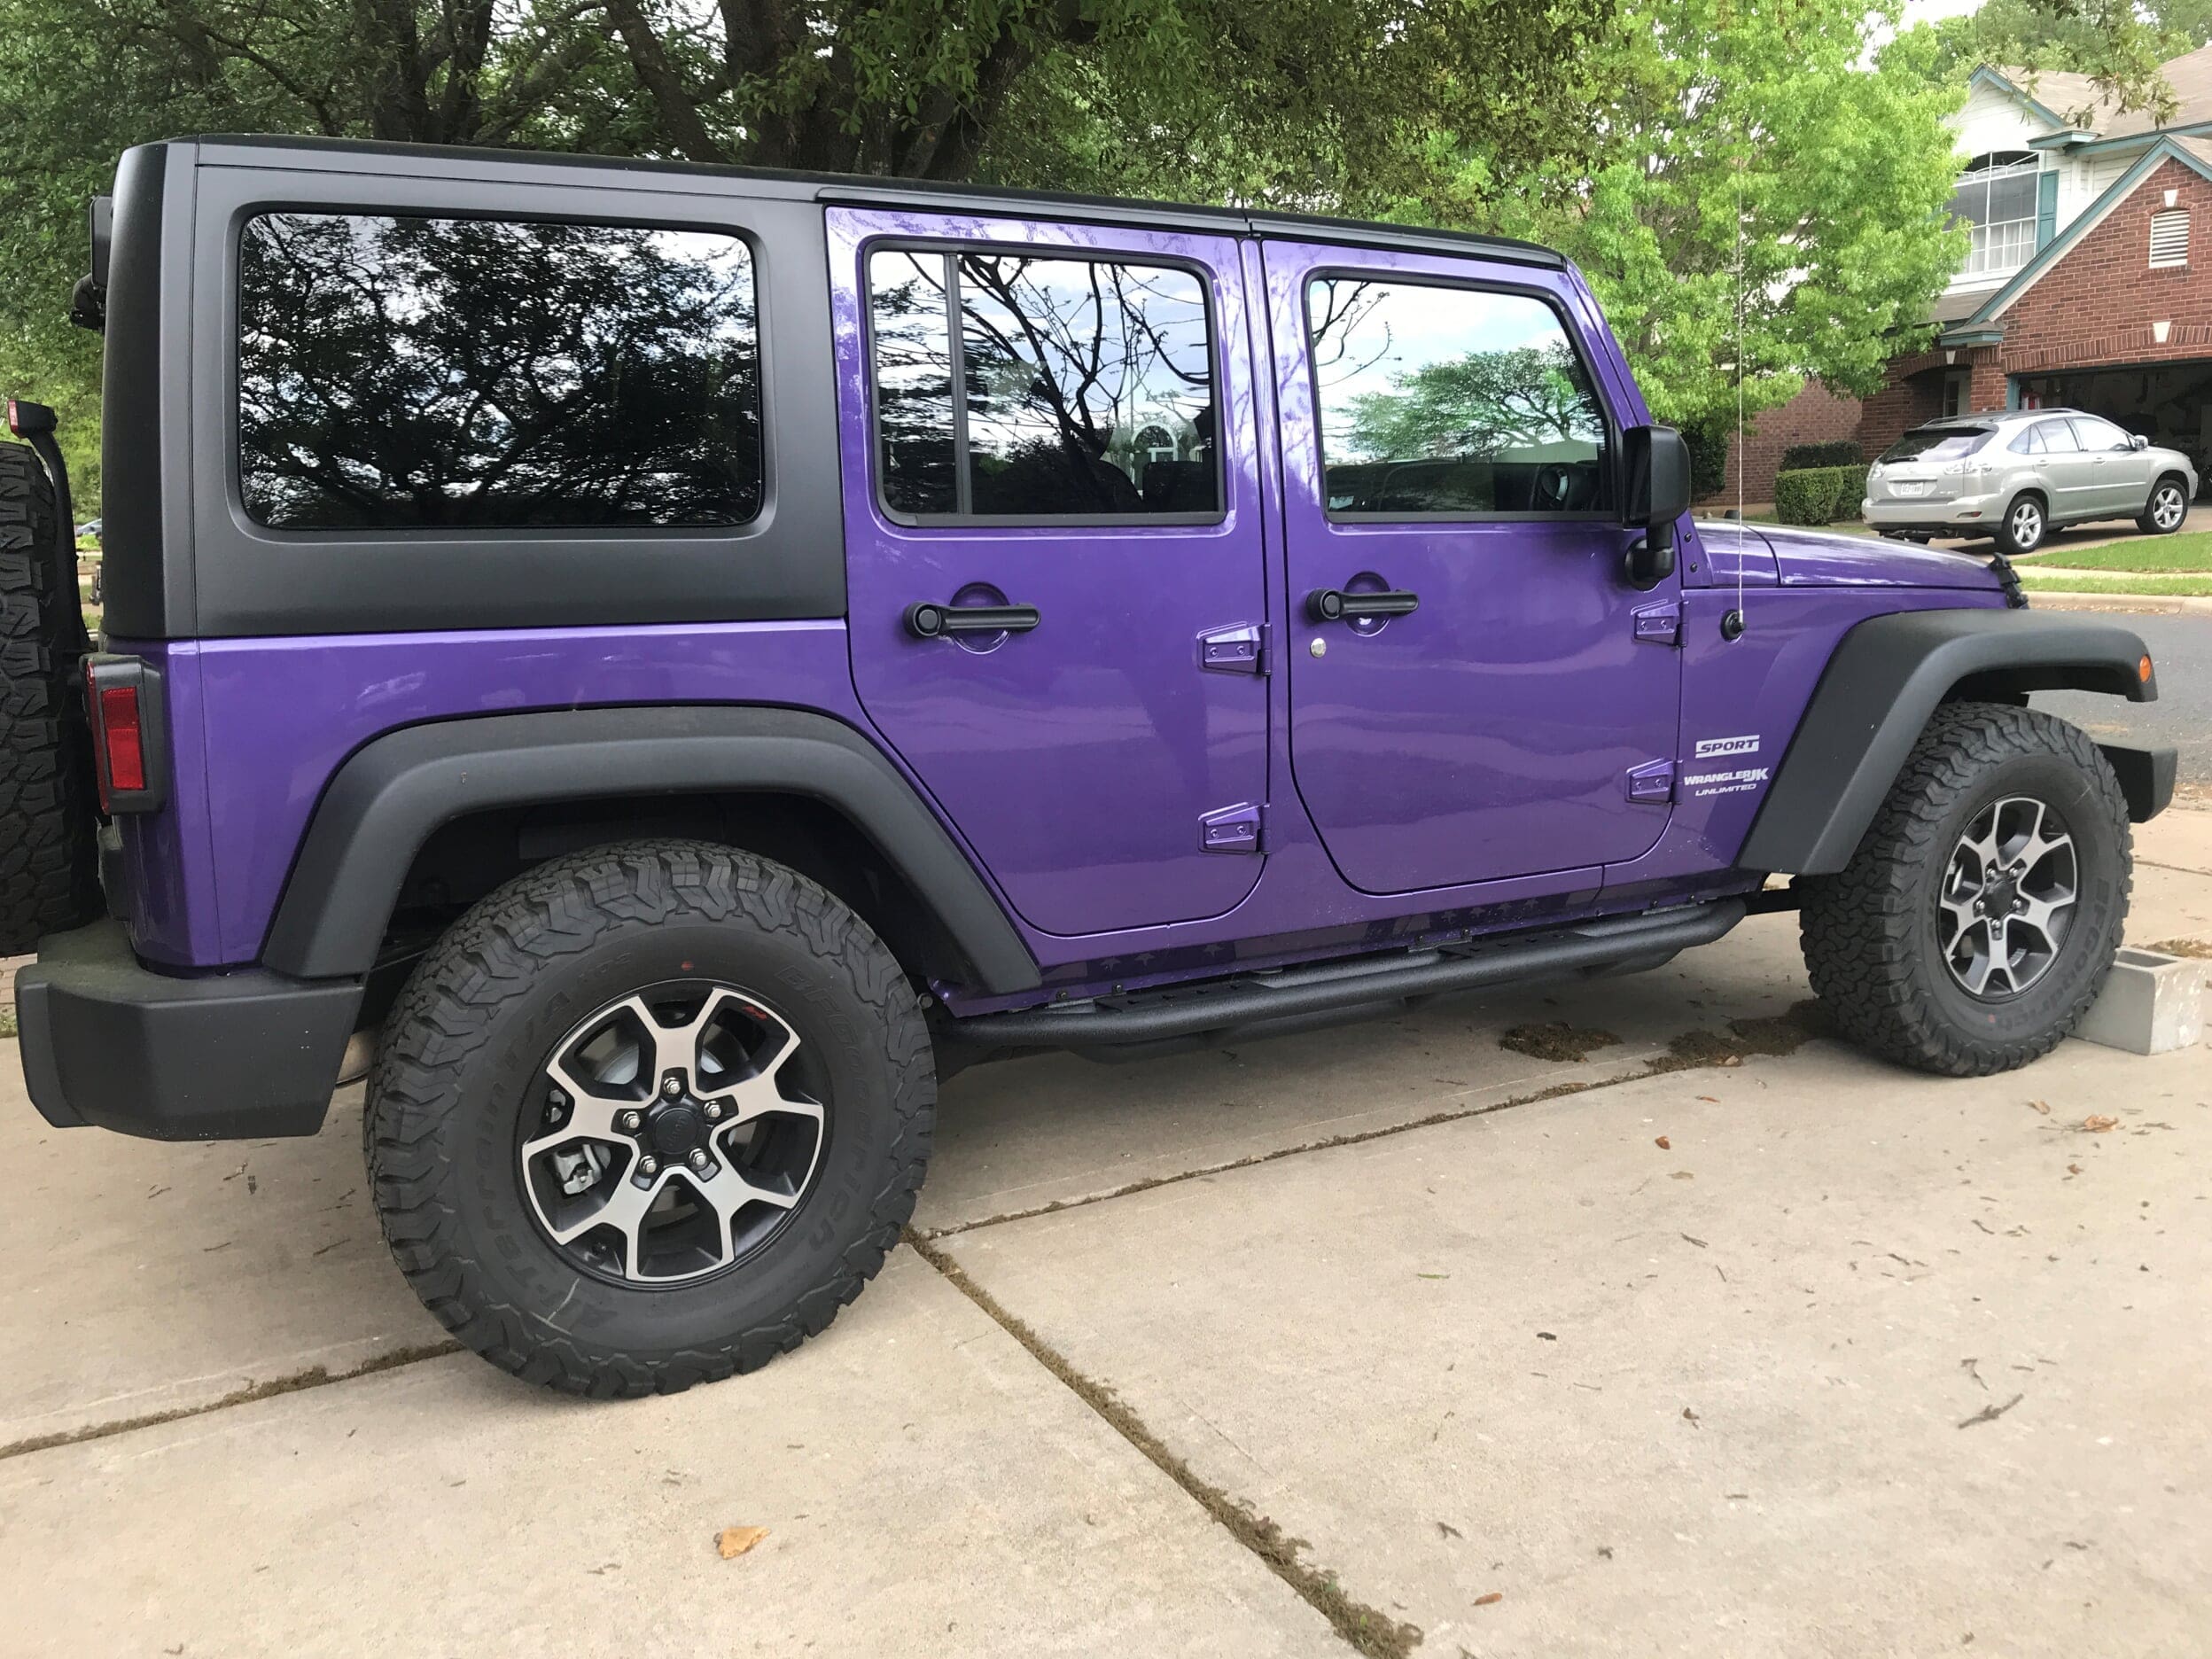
2129,432,2149,450
1621,424,1691,589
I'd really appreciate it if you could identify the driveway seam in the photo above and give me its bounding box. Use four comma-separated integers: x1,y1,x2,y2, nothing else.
907,1232,1421,1659
0,1339,461,1462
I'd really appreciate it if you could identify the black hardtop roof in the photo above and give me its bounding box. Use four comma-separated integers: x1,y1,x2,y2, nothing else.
171,133,1567,269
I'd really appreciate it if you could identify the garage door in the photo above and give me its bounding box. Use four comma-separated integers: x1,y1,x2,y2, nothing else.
2016,360,2212,496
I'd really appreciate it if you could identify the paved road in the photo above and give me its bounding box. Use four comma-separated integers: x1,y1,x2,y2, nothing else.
2033,611,2212,791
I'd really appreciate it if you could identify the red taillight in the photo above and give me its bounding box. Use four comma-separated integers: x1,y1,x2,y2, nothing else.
98,684,145,795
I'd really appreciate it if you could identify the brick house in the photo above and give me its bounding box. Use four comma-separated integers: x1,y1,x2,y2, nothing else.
1710,48,2212,503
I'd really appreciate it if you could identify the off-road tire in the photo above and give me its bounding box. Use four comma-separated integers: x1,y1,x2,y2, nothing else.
2136,474,2189,536
1797,702,2130,1077
1995,492,2046,556
365,839,935,1396
0,440,99,955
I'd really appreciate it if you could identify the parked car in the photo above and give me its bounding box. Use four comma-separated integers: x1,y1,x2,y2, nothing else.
4,138,2175,1397
1864,409,2196,554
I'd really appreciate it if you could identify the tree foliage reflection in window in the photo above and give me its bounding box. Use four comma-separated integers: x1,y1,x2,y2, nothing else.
1308,277,1610,516
239,214,761,530
865,248,1216,518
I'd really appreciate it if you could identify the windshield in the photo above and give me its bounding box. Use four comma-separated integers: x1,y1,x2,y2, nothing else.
1881,427,1991,463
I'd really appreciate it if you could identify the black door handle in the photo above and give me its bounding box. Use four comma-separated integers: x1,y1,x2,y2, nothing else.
1305,587,1420,624
905,601,1042,640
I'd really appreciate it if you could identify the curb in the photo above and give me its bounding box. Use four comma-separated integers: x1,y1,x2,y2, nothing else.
2024,590,2212,615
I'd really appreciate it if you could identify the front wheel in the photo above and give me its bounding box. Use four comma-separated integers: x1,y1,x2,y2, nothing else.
366,839,935,1395
1797,703,2131,1077
2137,475,2189,535
1996,493,2046,556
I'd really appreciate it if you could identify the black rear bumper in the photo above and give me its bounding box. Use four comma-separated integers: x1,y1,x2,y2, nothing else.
14,921,361,1141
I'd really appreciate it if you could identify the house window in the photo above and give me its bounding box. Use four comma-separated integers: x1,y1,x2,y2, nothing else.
2150,209,2190,269
1949,152,2043,278
1941,369,1971,419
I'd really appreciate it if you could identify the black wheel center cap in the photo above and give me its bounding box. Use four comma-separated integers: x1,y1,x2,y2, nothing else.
1984,873,2021,915
648,1102,708,1159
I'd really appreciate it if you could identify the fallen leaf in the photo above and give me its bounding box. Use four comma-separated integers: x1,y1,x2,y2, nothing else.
1670,1171,1695,1181
1536,1330,1558,1341
2067,1163,2083,1175
2029,1099,2051,1116
1655,1135,1671,1149
1679,1233,1708,1248
1437,1521,1462,1539
1696,1094,1718,1102
2082,1115,2117,1133
1417,1272,1450,1281
716,1525,770,1560
1474,1592,1503,1607
1681,1406,1701,1426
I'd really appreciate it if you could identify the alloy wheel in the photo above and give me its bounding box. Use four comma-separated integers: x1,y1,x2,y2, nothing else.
1937,795,2077,1000
517,980,827,1285
2007,498,2043,549
2151,483,2187,530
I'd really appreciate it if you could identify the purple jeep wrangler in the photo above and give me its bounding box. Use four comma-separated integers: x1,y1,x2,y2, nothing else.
2,138,2175,1395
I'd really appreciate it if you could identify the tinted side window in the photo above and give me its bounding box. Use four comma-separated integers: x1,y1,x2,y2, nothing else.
238,214,761,530
1306,277,1611,516
2069,415,2132,453
2008,424,2042,455
2038,420,2081,454
865,248,1218,519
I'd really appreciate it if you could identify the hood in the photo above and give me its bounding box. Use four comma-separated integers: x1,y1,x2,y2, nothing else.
1748,524,2008,594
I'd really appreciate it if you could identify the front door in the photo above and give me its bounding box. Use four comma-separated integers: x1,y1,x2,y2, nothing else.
1262,241,1682,894
2068,413,2152,515
830,208,1269,938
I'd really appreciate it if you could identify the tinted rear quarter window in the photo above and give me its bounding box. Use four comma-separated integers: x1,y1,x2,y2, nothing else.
238,213,762,530
864,247,1218,521
1305,276,1611,516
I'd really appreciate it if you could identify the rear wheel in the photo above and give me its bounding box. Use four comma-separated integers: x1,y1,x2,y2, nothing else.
1995,493,2046,556
1798,703,2130,1076
366,839,934,1396
0,441,99,954
2137,475,2188,535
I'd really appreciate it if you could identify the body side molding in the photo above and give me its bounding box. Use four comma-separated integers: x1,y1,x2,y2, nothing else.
260,705,1042,993
1739,608,2161,876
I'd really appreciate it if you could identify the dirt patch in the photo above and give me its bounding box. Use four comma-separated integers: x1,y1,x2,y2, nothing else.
910,1235,1422,1659
1499,1023,1622,1063
1647,1000,1832,1074
2143,937,2212,960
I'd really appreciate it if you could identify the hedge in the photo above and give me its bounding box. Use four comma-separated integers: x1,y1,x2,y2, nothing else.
1835,463,1871,520
1773,466,1844,525
1780,439,1863,471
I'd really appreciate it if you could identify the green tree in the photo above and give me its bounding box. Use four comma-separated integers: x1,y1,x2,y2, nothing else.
1466,0,1967,443
1894,0,2212,123
0,0,1615,506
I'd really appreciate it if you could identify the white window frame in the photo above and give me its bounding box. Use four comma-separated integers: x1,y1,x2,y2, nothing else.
1951,153,2045,279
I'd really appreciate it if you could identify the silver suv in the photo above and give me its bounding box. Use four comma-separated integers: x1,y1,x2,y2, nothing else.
1863,409,2196,556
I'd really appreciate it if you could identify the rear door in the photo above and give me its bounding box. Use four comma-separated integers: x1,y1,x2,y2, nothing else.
2031,417,2099,519
1261,240,1680,894
829,208,1269,938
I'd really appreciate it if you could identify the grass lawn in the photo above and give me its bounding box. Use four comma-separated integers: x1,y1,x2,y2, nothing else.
2022,531,2212,573
2017,571,2212,597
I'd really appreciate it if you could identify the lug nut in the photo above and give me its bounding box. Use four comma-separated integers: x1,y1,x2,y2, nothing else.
704,1100,722,1121
548,1087,567,1108
621,1110,643,1132
639,1156,658,1177
663,1077,683,1097
689,1149,711,1171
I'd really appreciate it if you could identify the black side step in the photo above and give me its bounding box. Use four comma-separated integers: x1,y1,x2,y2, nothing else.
944,900,1747,1049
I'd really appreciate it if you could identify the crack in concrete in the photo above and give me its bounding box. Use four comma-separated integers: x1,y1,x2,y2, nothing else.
0,1340,462,1463
907,1232,1422,1659
922,1001,1830,1242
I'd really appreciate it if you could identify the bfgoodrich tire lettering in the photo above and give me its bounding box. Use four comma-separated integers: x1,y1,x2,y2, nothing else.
366,839,934,1395
1796,702,2130,1077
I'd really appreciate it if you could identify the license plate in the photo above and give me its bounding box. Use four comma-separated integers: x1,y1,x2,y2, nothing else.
1891,480,1929,497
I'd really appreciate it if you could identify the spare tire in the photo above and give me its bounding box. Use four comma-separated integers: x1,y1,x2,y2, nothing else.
0,440,101,954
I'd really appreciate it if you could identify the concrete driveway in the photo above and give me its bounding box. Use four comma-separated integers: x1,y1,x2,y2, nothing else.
4,814,2208,1658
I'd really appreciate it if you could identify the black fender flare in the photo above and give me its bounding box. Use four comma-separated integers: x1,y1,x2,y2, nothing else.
1738,608,2161,876
260,705,1042,993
